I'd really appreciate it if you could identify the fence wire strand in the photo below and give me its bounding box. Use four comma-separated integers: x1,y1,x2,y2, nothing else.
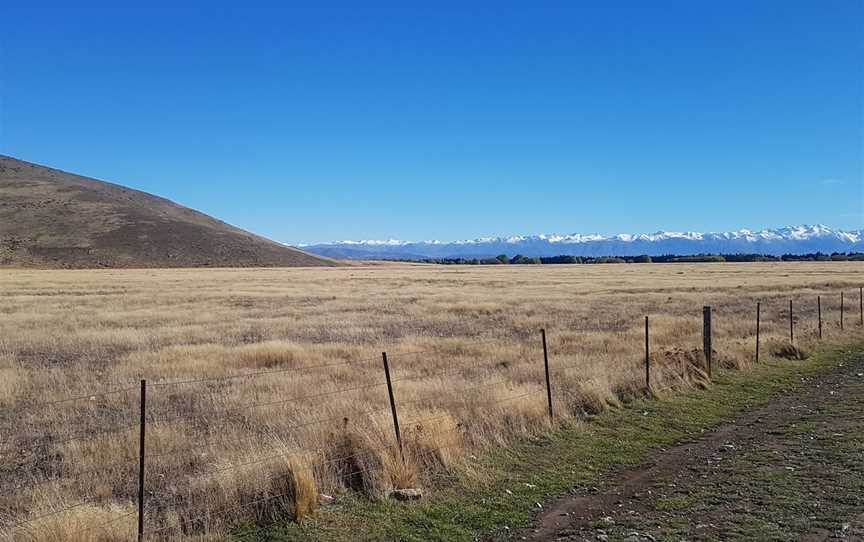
4,499,93,532
144,402,396,465
10,385,138,413
1,421,140,464
137,374,527,467
146,379,390,427
73,510,137,538
150,357,378,388
402,389,546,427
143,439,475,538
10,457,135,492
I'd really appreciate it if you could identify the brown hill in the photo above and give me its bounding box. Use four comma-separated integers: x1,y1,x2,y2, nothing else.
0,155,336,268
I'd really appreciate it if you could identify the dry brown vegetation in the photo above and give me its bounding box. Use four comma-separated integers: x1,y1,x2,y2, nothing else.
0,262,861,540
0,155,334,268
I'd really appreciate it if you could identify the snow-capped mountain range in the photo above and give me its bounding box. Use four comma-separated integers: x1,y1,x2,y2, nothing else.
301,225,864,260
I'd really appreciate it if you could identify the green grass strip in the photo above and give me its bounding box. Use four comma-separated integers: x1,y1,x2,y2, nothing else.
235,340,864,542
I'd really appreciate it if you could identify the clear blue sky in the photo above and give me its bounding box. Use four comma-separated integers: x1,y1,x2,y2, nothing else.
2,1,862,244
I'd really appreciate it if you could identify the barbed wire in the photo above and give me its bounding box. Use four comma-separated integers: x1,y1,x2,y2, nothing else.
144,338,528,390
146,379,390,426
7,367,536,493
8,384,137,413
147,447,392,506
143,439,476,538
143,403,396,465
7,340,511,416
141,389,543,511
381,336,522,359
2,498,93,532
146,355,531,427
143,488,297,537
72,509,137,538
401,389,545,427
149,356,380,388
5,456,135,492
9,376,534,495
146,434,552,534
388,358,518,385
129,375,528,468
0,421,140,461
148,445,426,534
393,377,522,410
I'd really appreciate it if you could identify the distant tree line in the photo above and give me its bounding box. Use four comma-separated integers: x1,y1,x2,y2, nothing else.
392,252,864,265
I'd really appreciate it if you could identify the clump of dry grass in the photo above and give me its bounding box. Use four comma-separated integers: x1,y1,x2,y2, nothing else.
0,262,861,540
8,502,136,542
770,343,810,360
174,454,318,532
0,356,20,407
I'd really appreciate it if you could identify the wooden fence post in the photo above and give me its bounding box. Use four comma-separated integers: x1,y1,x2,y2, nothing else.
817,296,822,340
644,316,650,390
755,302,761,362
541,329,553,424
841,292,845,330
381,352,403,460
789,299,794,344
703,306,712,379
137,379,147,542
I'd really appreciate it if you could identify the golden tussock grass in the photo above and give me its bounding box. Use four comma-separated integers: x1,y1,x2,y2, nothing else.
0,262,861,540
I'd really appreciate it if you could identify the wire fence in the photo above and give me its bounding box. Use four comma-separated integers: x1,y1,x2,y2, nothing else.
1,288,862,541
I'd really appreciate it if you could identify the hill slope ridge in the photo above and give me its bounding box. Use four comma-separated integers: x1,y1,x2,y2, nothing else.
0,155,333,268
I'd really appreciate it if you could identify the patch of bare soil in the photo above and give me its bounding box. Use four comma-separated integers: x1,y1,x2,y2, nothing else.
525,354,864,541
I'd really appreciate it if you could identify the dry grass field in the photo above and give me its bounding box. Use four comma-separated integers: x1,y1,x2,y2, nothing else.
0,262,861,541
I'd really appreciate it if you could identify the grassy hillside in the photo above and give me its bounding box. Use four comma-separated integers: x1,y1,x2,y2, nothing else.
0,156,334,268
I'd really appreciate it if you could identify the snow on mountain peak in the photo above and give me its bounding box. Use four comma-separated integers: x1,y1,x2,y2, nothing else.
301,225,863,259
315,225,861,247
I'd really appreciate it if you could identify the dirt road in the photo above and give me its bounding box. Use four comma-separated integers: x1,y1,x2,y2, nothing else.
526,354,864,541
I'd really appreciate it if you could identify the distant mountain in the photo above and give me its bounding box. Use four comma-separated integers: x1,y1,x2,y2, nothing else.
303,225,864,260
0,156,335,268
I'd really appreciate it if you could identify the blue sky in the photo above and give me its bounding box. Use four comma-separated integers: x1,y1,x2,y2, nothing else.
2,1,862,244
